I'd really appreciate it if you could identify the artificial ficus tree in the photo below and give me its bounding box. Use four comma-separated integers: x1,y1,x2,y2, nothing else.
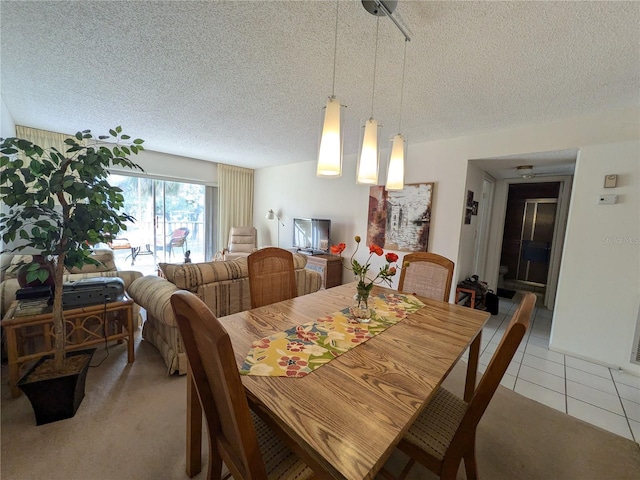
0,127,144,371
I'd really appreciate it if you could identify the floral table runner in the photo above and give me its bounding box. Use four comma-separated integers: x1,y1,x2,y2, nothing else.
240,293,425,377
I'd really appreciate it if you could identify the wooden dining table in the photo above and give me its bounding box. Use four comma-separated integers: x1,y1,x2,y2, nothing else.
185,282,490,479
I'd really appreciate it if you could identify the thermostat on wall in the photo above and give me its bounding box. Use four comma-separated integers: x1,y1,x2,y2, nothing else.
599,194,618,205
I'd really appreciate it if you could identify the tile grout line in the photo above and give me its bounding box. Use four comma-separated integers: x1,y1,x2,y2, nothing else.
563,349,568,414
609,366,637,443
499,295,638,443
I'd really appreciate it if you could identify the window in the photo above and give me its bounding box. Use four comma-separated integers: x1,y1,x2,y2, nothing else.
107,175,215,274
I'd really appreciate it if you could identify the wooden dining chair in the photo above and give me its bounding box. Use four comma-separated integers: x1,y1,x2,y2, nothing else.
397,252,455,302
393,292,536,480
247,247,298,308
170,290,317,480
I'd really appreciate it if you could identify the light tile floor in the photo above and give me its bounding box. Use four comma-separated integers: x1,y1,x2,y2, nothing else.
476,294,640,444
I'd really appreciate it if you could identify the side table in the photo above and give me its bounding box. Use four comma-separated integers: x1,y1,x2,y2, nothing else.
305,254,343,289
2,295,134,398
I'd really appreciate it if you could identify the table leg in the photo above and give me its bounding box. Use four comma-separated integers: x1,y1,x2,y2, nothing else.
464,331,481,402
126,306,134,363
6,327,21,398
129,246,140,266
186,364,202,478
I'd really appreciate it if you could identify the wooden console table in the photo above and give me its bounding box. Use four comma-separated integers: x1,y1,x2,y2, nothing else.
305,254,343,289
2,296,134,398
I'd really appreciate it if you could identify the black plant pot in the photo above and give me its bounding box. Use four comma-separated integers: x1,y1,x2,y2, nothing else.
17,349,96,425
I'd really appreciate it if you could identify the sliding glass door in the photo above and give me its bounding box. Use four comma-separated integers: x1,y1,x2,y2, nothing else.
108,175,207,273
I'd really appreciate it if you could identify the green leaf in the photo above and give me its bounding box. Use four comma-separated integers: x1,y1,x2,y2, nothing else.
133,139,144,145
115,126,122,133
109,129,117,137
75,132,83,140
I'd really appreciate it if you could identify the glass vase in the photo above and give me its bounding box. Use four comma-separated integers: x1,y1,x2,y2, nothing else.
351,285,372,323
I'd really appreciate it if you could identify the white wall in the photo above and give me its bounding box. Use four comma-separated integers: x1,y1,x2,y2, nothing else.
254,107,640,372
552,141,640,372
1,95,16,138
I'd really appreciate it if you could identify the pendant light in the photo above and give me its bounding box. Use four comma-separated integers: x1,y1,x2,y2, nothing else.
316,0,343,178
386,38,408,190
357,16,381,185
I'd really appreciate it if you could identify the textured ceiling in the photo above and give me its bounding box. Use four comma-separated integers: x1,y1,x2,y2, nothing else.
1,1,639,170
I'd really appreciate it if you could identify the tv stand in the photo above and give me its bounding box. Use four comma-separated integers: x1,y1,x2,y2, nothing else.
305,254,343,289
297,249,325,256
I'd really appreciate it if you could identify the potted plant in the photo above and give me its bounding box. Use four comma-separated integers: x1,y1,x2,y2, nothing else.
0,126,144,424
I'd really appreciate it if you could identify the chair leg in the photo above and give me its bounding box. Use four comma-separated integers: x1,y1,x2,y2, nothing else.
206,440,222,480
463,438,478,480
397,459,416,480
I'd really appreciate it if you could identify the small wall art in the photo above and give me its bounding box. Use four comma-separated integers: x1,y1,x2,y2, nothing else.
464,190,475,224
472,201,479,215
464,208,472,225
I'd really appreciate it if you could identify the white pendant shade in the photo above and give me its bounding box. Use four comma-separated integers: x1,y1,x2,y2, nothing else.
385,134,405,190
357,118,379,184
316,97,342,177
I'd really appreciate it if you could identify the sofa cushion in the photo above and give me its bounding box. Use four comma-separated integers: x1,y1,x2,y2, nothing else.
292,253,308,270
3,249,116,279
159,257,248,292
66,249,117,273
2,255,32,279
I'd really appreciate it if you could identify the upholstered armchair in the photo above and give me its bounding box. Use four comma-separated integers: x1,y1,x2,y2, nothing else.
223,226,257,261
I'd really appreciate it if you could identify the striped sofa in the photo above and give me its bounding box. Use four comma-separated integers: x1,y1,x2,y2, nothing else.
128,253,323,375
0,249,143,326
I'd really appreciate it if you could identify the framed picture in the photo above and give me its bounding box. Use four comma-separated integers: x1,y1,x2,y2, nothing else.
464,208,472,225
466,190,474,209
472,201,479,215
366,183,434,252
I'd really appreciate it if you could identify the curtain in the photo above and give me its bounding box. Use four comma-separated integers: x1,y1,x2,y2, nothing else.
217,164,254,251
15,125,73,155
205,185,217,260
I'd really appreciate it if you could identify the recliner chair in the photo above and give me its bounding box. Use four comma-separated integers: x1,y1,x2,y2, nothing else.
223,226,257,261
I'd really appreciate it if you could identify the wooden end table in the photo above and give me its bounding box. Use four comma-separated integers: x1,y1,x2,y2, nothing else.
2,295,134,398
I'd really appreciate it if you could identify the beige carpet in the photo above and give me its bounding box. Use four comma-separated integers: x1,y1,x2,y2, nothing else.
2,332,639,480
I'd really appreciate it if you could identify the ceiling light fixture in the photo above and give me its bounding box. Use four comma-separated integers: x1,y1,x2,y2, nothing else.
386,38,409,191
362,1,411,41
316,0,343,178
517,165,535,178
265,209,284,247
357,16,382,185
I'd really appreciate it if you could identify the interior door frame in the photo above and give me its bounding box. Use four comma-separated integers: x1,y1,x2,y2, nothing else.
484,174,573,309
473,174,496,280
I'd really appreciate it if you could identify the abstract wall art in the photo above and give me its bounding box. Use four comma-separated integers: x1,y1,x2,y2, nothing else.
366,183,434,252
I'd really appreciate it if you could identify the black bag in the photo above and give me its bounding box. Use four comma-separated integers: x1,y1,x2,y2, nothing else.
458,275,488,297
485,291,499,315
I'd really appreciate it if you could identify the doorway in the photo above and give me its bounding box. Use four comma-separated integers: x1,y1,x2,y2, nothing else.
499,182,560,297
107,175,207,274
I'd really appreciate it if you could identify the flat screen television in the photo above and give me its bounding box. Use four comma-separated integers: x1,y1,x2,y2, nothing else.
292,218,331,255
